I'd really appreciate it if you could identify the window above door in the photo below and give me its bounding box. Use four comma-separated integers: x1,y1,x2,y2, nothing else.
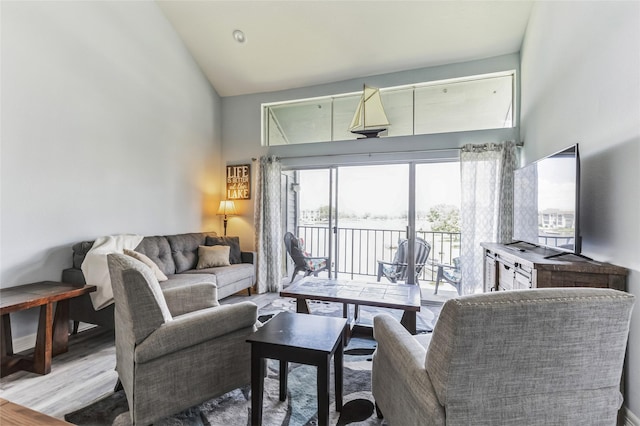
262,71,515,146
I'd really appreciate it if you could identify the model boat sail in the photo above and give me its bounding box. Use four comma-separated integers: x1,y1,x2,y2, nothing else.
348,85,390,138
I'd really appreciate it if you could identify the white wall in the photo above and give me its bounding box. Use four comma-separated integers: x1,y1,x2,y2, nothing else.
222,54,520,248
1,1,223,337
520,0,640,416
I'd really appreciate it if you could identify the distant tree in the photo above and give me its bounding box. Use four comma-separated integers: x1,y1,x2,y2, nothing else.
317,205,332,221
427,204,461,233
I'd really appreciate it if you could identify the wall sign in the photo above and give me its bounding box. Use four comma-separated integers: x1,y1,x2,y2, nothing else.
226,164,251,200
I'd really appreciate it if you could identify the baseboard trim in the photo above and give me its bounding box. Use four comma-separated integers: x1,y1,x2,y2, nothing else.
12,322,96,353
623,405,640,426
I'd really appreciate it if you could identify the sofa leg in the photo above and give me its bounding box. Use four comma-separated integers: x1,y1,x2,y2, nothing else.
375,402,383,419
247,287,252,296
72,320,80,335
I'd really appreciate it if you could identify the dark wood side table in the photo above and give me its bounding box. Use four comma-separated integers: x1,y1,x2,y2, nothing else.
247,312,347,426
0,281,96,377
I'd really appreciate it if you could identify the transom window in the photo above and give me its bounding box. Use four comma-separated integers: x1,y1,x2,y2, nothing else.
262,71,515,146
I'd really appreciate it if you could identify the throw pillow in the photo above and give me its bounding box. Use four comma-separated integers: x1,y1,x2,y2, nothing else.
124,249,168,282
205,236,242,264
197,245,231,269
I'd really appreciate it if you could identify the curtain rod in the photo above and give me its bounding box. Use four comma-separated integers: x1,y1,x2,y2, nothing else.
251,141,523,162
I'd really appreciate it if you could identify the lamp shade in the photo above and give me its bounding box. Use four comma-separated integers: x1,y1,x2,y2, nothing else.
217,200,238,216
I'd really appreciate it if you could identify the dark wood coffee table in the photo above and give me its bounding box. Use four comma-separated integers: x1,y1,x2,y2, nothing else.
280,277,421,335
247,312,347,426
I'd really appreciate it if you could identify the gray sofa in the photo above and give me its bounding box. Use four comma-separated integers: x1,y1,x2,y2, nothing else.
61,232,256,330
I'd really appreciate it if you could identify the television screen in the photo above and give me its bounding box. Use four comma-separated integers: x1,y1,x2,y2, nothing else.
512,144,581,253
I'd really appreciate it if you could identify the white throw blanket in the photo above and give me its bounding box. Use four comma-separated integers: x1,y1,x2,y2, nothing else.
81,234,144,310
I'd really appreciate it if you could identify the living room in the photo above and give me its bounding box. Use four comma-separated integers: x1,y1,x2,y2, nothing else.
2,1,639,424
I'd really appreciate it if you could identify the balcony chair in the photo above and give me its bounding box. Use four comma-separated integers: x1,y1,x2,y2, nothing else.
372,287,635,425
376,238,431,284
283,231,329,283
434,257,462,295
107,253,259,425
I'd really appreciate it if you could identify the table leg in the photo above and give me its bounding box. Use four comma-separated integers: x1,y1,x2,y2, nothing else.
250,349,264,426
52,300,70,357
33,302,54,375
296,298,310,314
317,356,330,426
279,360,288,401
1,314,13,358
334,331,344,412
400,310,417,334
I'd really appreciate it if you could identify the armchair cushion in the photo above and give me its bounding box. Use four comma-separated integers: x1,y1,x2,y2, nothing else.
135,301,258,363
305,257,327,271
162,282,219,316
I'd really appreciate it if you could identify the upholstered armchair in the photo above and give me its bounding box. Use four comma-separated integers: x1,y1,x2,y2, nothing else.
372,288,635,425
107,253,259,425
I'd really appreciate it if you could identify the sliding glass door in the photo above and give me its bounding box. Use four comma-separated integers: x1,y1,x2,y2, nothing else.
334,164,412,281
287,160,460,286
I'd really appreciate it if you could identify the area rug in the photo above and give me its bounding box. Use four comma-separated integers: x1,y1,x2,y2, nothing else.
65,300,441,426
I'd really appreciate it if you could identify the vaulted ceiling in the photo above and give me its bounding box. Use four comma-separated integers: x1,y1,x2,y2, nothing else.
157,1,534,97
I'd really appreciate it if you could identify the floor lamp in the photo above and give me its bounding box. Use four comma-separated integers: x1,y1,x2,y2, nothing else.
217,200,237,236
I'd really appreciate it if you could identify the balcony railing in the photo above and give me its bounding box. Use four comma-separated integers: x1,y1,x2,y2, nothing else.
296,225,461,282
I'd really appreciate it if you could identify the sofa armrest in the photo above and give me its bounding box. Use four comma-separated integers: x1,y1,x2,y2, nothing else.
372,314,445,424
162,283,219,316
241,251,256,264
61,268,87,287
135,301,258,363
241,251,257,286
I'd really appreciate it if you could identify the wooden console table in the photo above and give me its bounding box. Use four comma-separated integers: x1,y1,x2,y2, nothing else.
0,281,96,377
481,242,628,292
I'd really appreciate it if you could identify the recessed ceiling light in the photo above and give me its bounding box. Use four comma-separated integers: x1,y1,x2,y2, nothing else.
232,30,246,44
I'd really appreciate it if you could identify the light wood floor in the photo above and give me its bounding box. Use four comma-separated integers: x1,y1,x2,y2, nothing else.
0,292,277,420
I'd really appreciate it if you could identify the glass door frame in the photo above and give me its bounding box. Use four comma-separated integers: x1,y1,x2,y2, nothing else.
286,159,457,285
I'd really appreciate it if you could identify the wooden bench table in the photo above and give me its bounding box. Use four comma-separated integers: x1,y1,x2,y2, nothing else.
280,277,421,338
0,281,96,377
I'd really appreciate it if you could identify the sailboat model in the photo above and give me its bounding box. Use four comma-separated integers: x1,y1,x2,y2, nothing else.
348,85,390,138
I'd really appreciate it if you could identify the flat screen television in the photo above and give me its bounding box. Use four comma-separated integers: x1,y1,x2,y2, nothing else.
512,144,581,255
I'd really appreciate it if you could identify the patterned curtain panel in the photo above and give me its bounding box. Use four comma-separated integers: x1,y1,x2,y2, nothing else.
460,141,517,295
254,156,283,293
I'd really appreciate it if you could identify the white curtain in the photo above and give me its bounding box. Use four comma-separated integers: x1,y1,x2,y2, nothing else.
254,155,283,293
460,141,517,295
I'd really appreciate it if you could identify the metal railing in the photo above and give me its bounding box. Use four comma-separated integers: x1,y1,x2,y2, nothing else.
296,225,461,282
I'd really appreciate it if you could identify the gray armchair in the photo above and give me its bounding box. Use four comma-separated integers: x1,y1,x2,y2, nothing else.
372,288,635,425
107,253,259,425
